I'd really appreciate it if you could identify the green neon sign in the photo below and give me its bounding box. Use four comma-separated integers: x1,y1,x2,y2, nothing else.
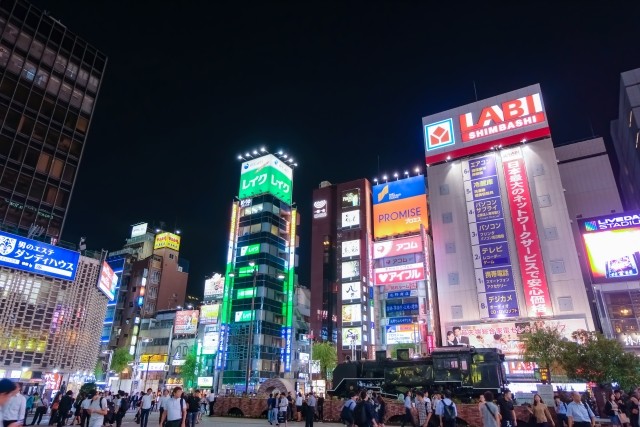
240,244,260,257
234,310,254,322
237,288,256,299
238,154,293,204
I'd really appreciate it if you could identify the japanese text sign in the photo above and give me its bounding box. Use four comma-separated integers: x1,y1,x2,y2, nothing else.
238,154,293,205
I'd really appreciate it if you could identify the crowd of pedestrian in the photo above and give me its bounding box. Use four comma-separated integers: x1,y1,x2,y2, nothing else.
266,391,325,427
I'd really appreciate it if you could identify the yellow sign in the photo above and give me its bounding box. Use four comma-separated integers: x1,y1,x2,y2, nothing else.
154,232,181,251
140,354,167,363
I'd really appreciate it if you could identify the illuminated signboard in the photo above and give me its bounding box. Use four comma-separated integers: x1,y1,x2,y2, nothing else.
313,200,328,219
341,260,360,280
131,223,148,238
239,243,260,257
154,232,181,251
0,230,80,280
204,273,224,300
174,310,199,335
234,311,253,322
341,211,360,228
341,282,361,301
342,189,360,208
372,176,429,239
445,318,588,357
137,362,166,372
578,211,640,283
197,377,214,387
200,304,220,324
238,154,293,205
202,325,220,355
423,84,551,164
236,288,256,299
282,208,298,373
374,263,425,285
386,324,417,344
501,148,552,317
98,261,118,301
341,304,362,323
341,240,360,258
373,236,423,259
341,327,362,348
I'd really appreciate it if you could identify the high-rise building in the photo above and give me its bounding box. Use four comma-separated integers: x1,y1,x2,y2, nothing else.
610,68,640,211
0,0,106,240
217,151,301,393
0,230,106,389
422,84,595,380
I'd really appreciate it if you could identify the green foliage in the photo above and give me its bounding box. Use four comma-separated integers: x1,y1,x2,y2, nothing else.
94,360,104,380
312,342,337,379
80,382,97,396
387,343,415,360
180,348,199,389
521,325,567,378
110,348,133,375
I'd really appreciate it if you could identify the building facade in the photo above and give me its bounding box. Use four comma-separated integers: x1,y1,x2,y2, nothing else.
610,68,640,211
0,0,106,240
0,239,106,389
422,84,595,380
217,152,301,392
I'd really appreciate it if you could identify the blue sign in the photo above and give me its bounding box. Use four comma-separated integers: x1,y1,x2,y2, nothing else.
473,197,504,222
372,175,426,205
387,291,411,299
486,291,520,319
282,326,292,373
470,176,501,200
388,317,413,325
0,230,79,280
477,219,507,244
468,156,497,180
482,266,516,293
385,302,419,314
479,242,511,268
216,324,228,370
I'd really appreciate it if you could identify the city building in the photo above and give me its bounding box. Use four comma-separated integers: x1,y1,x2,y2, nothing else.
310,179,374,361
0,230,107,393
0,0,106,240
422,84,596,381
216,150,302,393
610,68,640,211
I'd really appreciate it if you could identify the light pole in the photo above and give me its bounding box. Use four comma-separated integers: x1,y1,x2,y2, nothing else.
244,263,258,394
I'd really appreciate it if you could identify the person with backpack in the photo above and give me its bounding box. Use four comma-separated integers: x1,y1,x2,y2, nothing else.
86,392,108,427
435,390,457,427
115,392,129,427
340,393,357,427
267,392,277,425
481,392,501,427
159,387,186,427
353,390,377,427
185,390,201,427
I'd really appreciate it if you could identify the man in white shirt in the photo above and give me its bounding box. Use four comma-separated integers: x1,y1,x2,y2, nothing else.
140,389,153,427
0,380,19,427
3,382,26,427
158,390,170,426
159,388,185,427
80,394,91,427
206,392,215,417
86,393,108,427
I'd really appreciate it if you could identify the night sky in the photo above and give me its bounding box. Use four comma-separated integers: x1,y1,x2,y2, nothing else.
29,1,640,296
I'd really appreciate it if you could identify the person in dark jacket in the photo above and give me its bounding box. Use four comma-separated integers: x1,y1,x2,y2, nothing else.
57,391,75,427
354,391,378,427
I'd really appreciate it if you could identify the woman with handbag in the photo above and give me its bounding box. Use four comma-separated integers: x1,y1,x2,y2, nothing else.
605,391,624,426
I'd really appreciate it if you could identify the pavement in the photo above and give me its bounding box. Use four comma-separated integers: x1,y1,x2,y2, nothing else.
28,412,343,427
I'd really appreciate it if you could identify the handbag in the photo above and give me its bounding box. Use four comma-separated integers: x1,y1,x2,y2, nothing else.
619,412,630,424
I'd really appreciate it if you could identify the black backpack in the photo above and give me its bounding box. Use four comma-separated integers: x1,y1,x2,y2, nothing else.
442,401,456,421
340,401,354,423
354,402,367,426
119,398,130,413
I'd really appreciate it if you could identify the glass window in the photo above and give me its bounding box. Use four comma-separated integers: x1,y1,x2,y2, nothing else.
24,148,39,169
2,24,18,44
69,139,82,157
34,69,49,89
76,116,88,133
22,62,36,81
36,152,51,174
32,123,46,142
46,75,61,96
0,135,12,157
50,158,63,179
40,98,54,116
3,108,20,129
58,136,72,153
53,54,67,74
77,69,89,87
70,88,82,108
9,141,27,163
87,75,99,92
61,163,74,183
16,32,31,51
81,95,94,115
7,53,24,75
64,111,77,129
45,130,59,148
15,172,30,194
54,188,68,208
26,91,43,111
29,40,44,60
0,168,18,191
41,48,55,67
17,115,34,136
43,185,57,205
0,46,10,67
59,83,72,102
65,62,78,80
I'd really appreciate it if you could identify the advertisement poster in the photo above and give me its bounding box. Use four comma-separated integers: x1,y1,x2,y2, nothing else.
200,304,220,324
174,310,199,335
341,260,360,279
341,304,362,323
373,235,423,259
578,211,640,283
373,195,429,239
238,154,293,204
342,189,360,208
341,282,361,301
341,327,362,348
341,240,360,258
386,324,416,344
202,325,220,355
341,211,360,228
479,291,520,319
98,261,118,301
374,263,425,285
203,273,224,300
0,230,80,280
154,232,181,251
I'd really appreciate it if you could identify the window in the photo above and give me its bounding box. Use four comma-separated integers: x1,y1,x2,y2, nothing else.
36,152,52,174
7,54,24,75
58,136,72,153
17,115,35,136
34,70,49,89
53,55,67,74
28,179,45,200
59,83,72,102
0,46,10,67
70,89,82,109
16,32,31,51
9,141,27,163
2,24,18,44
29,40,44,60
54,189,68,208
451,305,463,319
22,62,36,81
65,62,78,80
32,123,47,142
41,48,56,67
448,272,459,285
87,75,100,93
81,95,94,115
76,116,88,133
558,297,574,312
61,163,75,183
77,69,89,87
46,75,61,96
442,212,453,224
50,158,64,179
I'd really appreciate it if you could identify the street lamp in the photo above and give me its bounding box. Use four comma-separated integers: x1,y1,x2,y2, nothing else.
244,262,258,394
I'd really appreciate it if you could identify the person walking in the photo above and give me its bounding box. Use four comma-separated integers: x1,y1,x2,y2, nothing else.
80,393,91,427
480,392,500,427
29,394,49,426
435,390,457,427
3,382,27,427
527,394,554,427
158,390,170,426
206,392,215,418
497,390,517,427
159,388,186,427
400,390,414,427
267,393,277,425
86,393,108,427
566,391,595,427
185,390,201,427
57,391,75,427
0,380,19,424
139,389,153,427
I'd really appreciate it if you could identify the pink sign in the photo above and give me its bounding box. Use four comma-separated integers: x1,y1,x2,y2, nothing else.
502,149,552,317
374,263,425,285
373,236,423,259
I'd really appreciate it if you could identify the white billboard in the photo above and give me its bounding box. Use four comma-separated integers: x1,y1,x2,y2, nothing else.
342,260,360,280
342,282,362,301
341,240,360,258
341,211,360,228
341,304,362,323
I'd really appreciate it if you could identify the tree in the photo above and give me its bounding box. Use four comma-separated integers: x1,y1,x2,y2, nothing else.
562,332,640,390
110,348,133,390
181,349,198,390
521,325,567,382
387,343,415,360
94,360,104,381
312,342,337,379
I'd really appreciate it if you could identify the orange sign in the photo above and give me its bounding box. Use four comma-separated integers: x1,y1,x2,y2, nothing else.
373,195,428,239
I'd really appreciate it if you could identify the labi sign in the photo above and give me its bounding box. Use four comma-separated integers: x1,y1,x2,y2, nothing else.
238,154,293,205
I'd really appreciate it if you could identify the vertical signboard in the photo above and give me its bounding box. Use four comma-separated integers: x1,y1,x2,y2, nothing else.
462,154,520,319
217,202,239,371
281,208,297,373
501,147,552,317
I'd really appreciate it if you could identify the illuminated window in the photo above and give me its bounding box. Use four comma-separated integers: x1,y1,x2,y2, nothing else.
629,110,634,128
636,131,639,149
